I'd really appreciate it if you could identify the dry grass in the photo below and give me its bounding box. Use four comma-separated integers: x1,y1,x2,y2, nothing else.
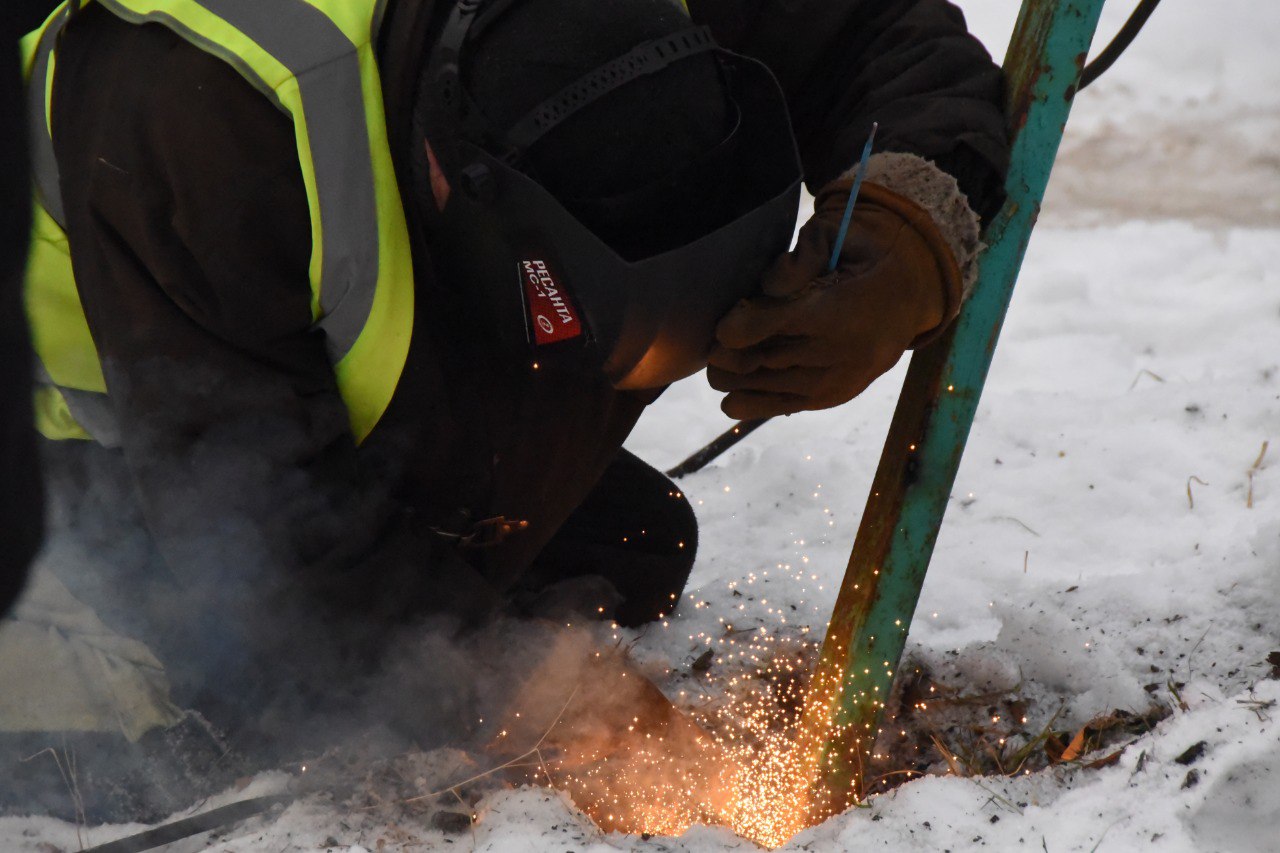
671,643,1171,811
1186,475,1209,510
858,660,1171,797
20,745,86,848
1247,440,1269,509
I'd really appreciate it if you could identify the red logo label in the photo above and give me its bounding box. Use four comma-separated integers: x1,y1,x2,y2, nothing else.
520,259,583,346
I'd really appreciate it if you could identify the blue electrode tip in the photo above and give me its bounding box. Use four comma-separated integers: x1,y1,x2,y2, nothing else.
827,122,880,273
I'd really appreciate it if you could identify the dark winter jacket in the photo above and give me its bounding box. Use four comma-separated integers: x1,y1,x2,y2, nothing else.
42,0,1007,703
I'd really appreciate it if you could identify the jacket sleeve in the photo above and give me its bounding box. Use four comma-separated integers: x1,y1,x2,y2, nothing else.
690,0,1009,221
49,8,496,719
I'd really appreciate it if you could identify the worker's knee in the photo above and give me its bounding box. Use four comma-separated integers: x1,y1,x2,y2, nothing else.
610,543,695,627
609,465,697,626
523,452,699,627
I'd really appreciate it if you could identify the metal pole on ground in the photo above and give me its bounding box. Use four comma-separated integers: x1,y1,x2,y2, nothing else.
804,0,1109,812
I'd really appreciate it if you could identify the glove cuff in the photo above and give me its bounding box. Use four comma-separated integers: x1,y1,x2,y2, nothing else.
817,177,966,348
852,152,984,298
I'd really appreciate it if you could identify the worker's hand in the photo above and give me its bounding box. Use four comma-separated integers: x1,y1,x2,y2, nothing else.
707,179,964,420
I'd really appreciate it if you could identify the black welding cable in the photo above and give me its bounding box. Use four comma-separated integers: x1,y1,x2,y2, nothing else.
80,795,292,853
1080,0,1162,90
666,417,768,479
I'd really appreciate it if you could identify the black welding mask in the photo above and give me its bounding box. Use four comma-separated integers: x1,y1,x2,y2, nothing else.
418,1,803,389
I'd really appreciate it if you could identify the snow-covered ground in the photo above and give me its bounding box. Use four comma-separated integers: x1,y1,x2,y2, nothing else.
6,1,1278,851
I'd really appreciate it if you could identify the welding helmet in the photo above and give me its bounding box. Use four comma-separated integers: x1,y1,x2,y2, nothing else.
418,0,803,389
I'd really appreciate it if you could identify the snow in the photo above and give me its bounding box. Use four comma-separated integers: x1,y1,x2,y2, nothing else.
5,1,1278,850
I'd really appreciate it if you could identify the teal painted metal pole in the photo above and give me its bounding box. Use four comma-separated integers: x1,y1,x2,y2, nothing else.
803,0,1108,814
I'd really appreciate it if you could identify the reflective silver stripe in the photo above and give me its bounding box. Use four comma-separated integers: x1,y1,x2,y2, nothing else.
197,0,381,363
31,0,380,369
25,8,118,446
34,363,121,446
60,387,123,448
28,6,69,229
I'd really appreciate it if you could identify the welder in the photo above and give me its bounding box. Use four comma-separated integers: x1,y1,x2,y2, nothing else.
2,0,1007,821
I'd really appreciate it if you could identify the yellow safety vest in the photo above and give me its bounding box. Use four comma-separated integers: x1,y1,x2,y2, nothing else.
21,0,415,446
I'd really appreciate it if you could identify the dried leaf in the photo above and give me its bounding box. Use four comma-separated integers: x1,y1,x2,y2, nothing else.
1082,712,1125,733
1083,749,1125,770
1174,741,1208,766
1059,727,1089,762
1169,679,1190,712
1044,732,1070,764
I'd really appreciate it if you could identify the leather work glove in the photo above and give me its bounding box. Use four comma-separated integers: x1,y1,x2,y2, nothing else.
708,177,965,420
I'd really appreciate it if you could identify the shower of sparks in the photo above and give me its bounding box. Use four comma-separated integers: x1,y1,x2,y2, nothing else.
529,556,873,849
541,641,837,845
489,462,905,848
